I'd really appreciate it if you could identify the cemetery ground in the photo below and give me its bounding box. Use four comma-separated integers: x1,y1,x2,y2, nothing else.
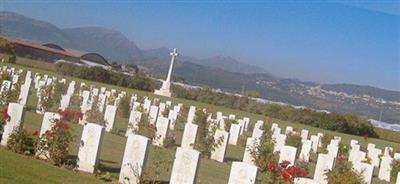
0,57,399,183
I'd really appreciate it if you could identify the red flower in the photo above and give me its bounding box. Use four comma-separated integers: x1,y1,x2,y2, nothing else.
280,169,291,182
279,160,291,169
337,154,347,163
148,124,157,130
32,130,39,136
54,119,70,130
2,106,10,120
267,161,277,170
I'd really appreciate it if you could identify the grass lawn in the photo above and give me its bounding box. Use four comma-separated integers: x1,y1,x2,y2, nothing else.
0,58,398,183
0,148,104,184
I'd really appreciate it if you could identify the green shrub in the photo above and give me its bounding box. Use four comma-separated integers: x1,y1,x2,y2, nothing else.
7,127,35,155
326,157,364,184
391,159,400,182
117,95,130,118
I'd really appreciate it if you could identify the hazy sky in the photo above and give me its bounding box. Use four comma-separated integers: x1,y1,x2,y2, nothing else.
2,1,399,91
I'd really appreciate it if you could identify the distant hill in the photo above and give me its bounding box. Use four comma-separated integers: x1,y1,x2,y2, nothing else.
1,11,399,124
62,27,142,62
0,11,142,62
194,56,270,74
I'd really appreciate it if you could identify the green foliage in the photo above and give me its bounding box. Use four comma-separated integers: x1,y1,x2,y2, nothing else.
7,127,35,155
194,109,220,158
55,62,156,92
286,133,302,149
86,97,106,126
117,95,130,118
137,112,156,139
35,120,73,166
326,159,364,184
251,129,278,172
391,159,400,182
320,134,333,153
224,119,237,132
173,86,377,138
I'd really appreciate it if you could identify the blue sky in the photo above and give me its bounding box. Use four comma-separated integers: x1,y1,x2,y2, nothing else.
2,1,399,91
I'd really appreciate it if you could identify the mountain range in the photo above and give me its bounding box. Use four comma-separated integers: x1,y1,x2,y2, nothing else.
1,11,399,124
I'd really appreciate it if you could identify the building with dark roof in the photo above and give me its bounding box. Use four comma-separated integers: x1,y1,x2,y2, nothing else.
0,35,110,66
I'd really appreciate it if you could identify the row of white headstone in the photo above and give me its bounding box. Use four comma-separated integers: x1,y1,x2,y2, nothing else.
1,65,399,184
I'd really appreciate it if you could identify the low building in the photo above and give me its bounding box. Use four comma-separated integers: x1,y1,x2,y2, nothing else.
0,35,110,68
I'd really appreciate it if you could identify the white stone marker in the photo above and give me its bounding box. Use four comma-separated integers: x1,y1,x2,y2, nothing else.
300,129,309,140
396,172,400,184
285,126,293,134
170,147,200,184
243,137,259,165
243,117,250,131
313,154,335,184
181,123,198,149
18,83,30,106
299,140,312,162
1,103,24,146
378,156,393,182
228,124,241,145
0,80,11,93
36,112,61,159
368,148,382,167
153,117,170,147
310,135,320,153
77,123,104,173
148,105,159,125
104,105,117,132
126,110,142,136
59,95,71,111
187,105,196,124
326,144,339,158
353,162,374,184
228,162,258,184
294,178,320,184
119,134,150,184
210,129,230,162
349,150,366,164
279,145,297,165
273,134,287,152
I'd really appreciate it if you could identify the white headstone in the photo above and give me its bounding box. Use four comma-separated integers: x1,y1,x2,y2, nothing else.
228,124,241,145
153,117,170,147
368,148,382,167
228,162,258,184
104,105,117,132
294,178,320,184
126,110,142,136
326,144,339,158
243,137,259,165
313,154,335,184
210,129,229,162
36,112,61,159
187,106,196,124
378,156,393,182
1,103,24,146
181,123,198,149
59,95,71,111
299,140,312,162
77,123,104,173
353,162,374,184
119,134,149,184
300,129,309,140
285,126,293,135
148,105,159,125
18,83,30,106
170,147,200,184
310,135,320,153
273,134,287,152
279,145,297,165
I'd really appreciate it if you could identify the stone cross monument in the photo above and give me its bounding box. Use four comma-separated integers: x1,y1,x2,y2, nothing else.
154,48,178,97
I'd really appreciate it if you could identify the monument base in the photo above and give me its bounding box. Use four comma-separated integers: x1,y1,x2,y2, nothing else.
154,81,172,97
154,88,172,97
